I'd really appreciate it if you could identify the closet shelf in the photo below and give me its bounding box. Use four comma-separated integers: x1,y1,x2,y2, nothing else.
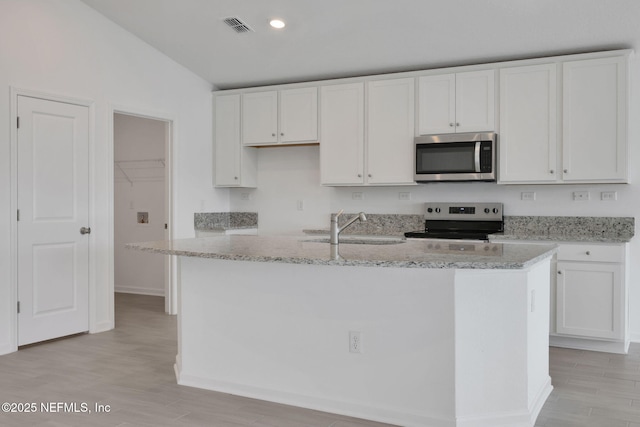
114,158,165,186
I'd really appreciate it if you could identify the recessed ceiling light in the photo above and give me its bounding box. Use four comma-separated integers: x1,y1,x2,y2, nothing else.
269,19,285,29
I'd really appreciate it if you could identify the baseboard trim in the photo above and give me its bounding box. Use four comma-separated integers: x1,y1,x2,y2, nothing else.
550,335,629,354
91,320,114,334
177,372,452,427
0,342,16,356
115,286,164,297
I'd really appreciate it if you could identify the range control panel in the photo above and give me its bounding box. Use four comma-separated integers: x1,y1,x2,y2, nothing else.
424,202,503,221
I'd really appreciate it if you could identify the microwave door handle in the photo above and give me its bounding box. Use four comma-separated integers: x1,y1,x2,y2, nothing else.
474,141,481,173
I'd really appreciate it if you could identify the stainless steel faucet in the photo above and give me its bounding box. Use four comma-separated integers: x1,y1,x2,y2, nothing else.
330,210,367,246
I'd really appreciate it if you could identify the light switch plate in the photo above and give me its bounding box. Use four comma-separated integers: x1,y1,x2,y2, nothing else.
521,192,536,201
573,191,590,201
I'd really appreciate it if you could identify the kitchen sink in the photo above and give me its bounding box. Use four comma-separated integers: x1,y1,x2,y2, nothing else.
304,238,406,245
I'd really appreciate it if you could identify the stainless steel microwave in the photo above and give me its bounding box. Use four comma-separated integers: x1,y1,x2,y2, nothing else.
414,132,497,182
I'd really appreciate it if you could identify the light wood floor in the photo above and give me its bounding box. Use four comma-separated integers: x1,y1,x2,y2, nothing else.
0,293,639,426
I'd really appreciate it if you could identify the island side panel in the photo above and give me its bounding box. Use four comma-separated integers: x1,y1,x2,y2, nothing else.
453,258,552,427
177,257,457,427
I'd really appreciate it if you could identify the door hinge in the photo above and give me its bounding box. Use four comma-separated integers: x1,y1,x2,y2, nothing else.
17,209,20,221
17,116,19,129
17,301,20,314
164,223,168,230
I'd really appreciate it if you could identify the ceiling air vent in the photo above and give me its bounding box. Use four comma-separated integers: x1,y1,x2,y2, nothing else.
222,17,254,33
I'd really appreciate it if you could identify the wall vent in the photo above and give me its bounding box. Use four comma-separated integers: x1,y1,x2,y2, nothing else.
222,17,254,33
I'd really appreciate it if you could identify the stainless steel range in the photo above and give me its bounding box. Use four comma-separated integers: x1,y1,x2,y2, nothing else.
404,202,503,241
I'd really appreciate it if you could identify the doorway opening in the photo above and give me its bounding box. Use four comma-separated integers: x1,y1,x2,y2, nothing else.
113,112,174,314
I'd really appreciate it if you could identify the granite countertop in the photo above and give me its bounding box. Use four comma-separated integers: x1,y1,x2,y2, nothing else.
494,215,635,243
489,233,631,243
127,235,556,270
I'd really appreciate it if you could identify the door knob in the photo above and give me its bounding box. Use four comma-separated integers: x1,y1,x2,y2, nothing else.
80,227,91,235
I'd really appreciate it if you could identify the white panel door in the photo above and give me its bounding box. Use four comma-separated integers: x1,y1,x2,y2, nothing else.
498,64,558,183
562,56,627,182
214,94,241,186
418,74,455,135
556,261,623,340
367,78,415,185
455,70,495,133
319,83,365,185
242,91,278,145
18,96,90,346
279,87,318,144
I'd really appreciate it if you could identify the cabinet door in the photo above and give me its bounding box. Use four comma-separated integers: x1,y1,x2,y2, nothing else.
367,78,415,185
418,74,455,135
498,64,558,183
320,83,365,185
455,70,495,133
215,95,242,186
242,91,278,145
279,87,318,144
562,56,628,182
214,95,257,187
556,261,623,340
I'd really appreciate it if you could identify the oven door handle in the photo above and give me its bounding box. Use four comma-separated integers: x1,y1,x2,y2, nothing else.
474,141,481,173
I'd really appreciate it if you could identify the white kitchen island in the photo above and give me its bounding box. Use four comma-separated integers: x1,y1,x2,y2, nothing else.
128,236,557,427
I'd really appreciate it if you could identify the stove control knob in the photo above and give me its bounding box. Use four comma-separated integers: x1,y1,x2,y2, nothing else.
484,208,490,214
492,208,500,214
435,207,441,213
427,208,433,213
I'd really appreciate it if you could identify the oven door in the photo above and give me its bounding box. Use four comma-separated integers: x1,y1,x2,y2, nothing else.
414,133,496,182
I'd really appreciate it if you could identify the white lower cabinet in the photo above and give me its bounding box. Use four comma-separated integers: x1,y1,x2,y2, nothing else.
492,239,629,353
553,242,628,353
556,261,623,340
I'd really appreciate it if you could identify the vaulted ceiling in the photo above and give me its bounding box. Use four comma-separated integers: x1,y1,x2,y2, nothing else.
81,0,640,90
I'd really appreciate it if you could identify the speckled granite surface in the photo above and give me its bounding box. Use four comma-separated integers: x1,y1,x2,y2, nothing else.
194,212,257,231
304,213,424,237
127,235,556,270
492,216,635,243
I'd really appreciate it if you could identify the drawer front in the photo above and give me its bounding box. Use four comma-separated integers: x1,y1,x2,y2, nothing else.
557,243,624,263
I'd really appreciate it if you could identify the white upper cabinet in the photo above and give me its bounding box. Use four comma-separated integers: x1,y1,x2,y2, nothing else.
242,87,318,146
498,63,558,183
366,78,415,185
320,83,365,185
242,91,278,145
279,87,318,143
320,78,415,186
418,74,455,135
498,54,629,184
418,69,495,135
214,94,257,187
562,56,628,182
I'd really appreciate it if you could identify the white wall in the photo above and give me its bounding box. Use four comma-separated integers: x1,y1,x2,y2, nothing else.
0,0,229,354
114,114,166,296
230,55,640,337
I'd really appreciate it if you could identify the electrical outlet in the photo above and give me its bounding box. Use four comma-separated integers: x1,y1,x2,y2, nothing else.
398,192,411,201
572,191,590,201
241,192,251,201
352,192,364,201
531,289,536,313
601,191,617,201
296,200,304,211
521,192,536,201
349,331,362,353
